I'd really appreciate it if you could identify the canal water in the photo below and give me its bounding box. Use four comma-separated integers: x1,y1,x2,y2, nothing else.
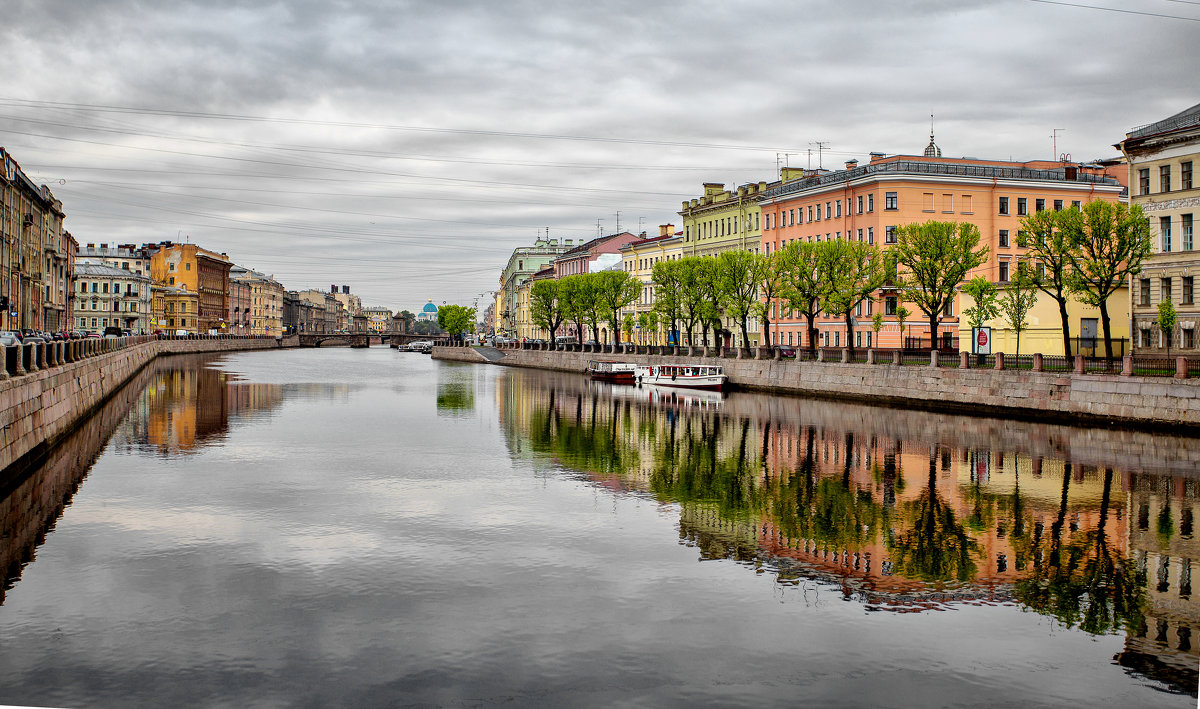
0,347,1195,707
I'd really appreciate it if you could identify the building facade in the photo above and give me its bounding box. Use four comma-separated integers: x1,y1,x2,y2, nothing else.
619,225,683,345
1118,102,1200,354
295,289,337,333
73,261,153,334
230,266,284,336
1,148,74,332
228,278,252,335
498,238,571,337
148,242,232,333
362,305,393,334
552,232,640,279
758,143,1125,353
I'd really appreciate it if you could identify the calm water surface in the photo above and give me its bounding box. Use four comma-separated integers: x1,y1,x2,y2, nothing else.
0,347,1195,707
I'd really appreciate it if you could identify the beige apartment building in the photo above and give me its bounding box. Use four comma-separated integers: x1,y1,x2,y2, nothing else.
619,225,682,345
1117,102,1200,353
231,266,284,336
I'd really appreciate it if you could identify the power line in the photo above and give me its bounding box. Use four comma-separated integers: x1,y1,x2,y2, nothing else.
1026,0,1200,21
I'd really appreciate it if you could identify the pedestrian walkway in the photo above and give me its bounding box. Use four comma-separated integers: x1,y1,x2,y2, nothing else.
472,346,507,362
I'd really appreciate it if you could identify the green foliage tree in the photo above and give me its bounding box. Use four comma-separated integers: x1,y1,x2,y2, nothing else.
777,241,826,354
716,250,761,351
891,220,988,351
397,310,416,333
636,310,658,343
895,305,911,348
1060,200,1153,362
529,279,566,342
436,304,476,341
1158,298,1177,357
676,258,708,350
1019,209,1077,358
871,311,884,345
961,276,999,355
651,259,684,346
696,258,724,348
754,251,787,349
819,239,886,356
594,270,641,346
1000,262,1039,358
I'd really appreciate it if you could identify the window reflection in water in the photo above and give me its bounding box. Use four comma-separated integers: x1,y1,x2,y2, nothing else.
499,370,1200,694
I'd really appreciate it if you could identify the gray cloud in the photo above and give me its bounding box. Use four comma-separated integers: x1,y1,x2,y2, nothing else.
2,0,1196,308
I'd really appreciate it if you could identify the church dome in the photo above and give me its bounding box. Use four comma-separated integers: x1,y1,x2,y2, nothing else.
422,301,438,313
924,134,942,158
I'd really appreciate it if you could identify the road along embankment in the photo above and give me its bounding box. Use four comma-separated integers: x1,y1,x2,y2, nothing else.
432,345,1200,432
0,336,279,472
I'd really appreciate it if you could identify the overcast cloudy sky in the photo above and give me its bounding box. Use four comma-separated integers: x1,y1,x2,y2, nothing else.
2,0,1197,312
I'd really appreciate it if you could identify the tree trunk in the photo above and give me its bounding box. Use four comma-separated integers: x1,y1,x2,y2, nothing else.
1099,300,1114,364
806,313,817,353
1057,297,1073,359
845,313,855,357
740,321,751,355
928,313,939,352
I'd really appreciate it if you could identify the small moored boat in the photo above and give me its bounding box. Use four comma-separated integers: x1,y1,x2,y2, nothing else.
587,360,638,383
635,363,726,391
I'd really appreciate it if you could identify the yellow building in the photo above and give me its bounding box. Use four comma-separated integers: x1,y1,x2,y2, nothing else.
620,225,683,345
362,306,393,334
154,284,201,334
958,285,1131,357
148,242,231,333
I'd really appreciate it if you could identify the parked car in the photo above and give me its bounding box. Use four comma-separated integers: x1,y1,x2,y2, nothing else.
0,331,20,347
776,345,797,358
18,330,44,343
84,332,101,339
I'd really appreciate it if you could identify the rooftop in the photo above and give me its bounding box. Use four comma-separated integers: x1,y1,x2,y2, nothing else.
1128,101,1200,141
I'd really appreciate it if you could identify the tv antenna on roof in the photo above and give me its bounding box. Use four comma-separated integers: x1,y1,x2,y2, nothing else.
809,141,828,170
1051,128,1064,161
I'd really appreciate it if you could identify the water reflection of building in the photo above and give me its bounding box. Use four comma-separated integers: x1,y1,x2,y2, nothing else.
498,369,1199,694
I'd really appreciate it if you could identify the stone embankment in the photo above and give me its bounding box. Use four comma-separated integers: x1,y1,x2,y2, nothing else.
0,335,279,472
433,345,1200,431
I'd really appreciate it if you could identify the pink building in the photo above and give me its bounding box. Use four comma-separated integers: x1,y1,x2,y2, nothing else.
553,231,642,278
228,278,251,335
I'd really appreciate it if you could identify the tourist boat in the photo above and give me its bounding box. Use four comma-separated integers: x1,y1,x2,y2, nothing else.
587,360,638,383
635,363,726,391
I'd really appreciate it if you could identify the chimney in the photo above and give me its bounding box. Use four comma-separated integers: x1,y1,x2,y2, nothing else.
869,152,885,163
100,243,108,249
86,243,95,249
845,159,858,170
659,223,674,238
342,285,349,294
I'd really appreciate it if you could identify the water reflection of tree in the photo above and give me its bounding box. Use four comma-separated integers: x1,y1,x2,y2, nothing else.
1014,467,1146,636
887,447,981,583
525,388,640,476
650,415,763,520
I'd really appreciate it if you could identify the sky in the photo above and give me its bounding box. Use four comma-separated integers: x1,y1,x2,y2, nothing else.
1,0,1197,314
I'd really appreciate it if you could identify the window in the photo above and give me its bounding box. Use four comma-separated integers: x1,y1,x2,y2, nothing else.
999,230,1009,248
79,282,86,293
102,283,108,293
1035,199,1045,212
1183,161,1194,190
856,196,863,214
1184,276,1194,305
1187,329,1196,349
807,205,814,221
885,192,898,210
867,194,874,212
867,227,874,244
885,226,896,244
1140,278,1151,306
943,299,953,317
999,197,1009,215
922,192,934,212
1139,168,1150,195
1017,198,1027,216
1162,277,1173,303
1161,164,1172,192
999,261,1009,282
825,202,831,219
1054,199,1063,211
886,297,897,315
1183,214,1194,251
1072,200,1081,209
961,194,973,213
856,228,863,242
1162,216,1172,252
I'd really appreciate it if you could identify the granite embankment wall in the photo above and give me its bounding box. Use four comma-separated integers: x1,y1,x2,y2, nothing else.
433,346,1200,431
0,337,279,472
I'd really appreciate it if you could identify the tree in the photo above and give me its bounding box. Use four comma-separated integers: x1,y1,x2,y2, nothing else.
1000,263,1039,358
636,310,658,344
754,251,787,349
676,258,707,351
695,258,724,348
895,305,911,349
890,220,989,351
871,312,884,345
436,304,476,341
651,259,684,347
558,274,591,344
777,241,826,354
961,276,999,355
529,279,566,342
716,250,762,352
1020,209,1077,358
1061,200,1153,363
397,309,416,333
1158,298,1177,356
819,239,886,356
593,270,641,345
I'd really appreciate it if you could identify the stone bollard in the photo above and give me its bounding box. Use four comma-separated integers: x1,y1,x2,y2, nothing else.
892,350,901,365
754,346,762,360
1121,356,1133,377
0,346,8,380
866,349,875,365
1033,353,1043,372
959,351,970,368
817,349,825,363
1073,354,1085,375
994,352,1005,370
702,345,710,358
46,342,57,367
1176,356,1188,380
25,343,37,373
14,343,26,376
774,347,782,361
930,350,939,368
841,348,849,364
